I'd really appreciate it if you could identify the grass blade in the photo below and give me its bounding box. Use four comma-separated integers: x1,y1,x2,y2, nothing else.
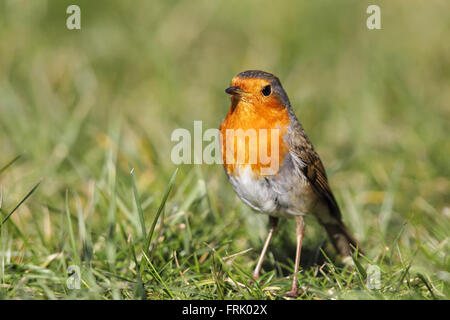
124,230,145,300
144,168,178,256
416,273,436,299
141,251,174,299
65,190,80,267
1,181,40,226
352,253,367,280
130,167,147,241
0,155,22,177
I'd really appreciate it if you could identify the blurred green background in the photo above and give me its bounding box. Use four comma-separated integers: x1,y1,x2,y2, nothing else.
0,0,448,299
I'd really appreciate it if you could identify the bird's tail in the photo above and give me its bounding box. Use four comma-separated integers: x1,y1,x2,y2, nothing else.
322,220,364,257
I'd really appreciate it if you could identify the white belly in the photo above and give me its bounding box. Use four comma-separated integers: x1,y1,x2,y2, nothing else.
228,166,278,213
227,163,319,218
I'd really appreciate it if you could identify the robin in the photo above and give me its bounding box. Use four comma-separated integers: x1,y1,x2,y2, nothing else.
220,70,363,298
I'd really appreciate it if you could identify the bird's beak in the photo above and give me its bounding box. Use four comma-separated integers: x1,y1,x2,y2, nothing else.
225,86,245,95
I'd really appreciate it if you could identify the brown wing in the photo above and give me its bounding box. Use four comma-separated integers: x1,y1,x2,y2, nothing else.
288,126,342,220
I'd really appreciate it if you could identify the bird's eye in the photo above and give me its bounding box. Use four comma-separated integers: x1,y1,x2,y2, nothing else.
261,85,271,96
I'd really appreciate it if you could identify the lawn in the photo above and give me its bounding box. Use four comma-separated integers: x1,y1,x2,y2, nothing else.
0,0,448,299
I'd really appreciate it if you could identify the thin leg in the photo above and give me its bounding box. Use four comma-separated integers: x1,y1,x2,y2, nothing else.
253,216,278,280
286,215,304,298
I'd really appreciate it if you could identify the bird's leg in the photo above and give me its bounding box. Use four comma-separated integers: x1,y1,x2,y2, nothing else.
253,216,278,280
286,215,304,298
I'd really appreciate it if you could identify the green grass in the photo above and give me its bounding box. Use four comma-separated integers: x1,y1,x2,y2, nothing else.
0,0,449,300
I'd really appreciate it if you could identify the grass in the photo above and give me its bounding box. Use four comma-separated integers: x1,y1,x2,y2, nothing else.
0,0,449,300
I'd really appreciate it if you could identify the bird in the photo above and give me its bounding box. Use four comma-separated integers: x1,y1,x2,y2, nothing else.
219,70,363,297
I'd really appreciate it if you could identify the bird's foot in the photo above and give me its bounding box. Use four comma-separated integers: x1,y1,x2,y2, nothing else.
284,288,303,298
249,274,259,285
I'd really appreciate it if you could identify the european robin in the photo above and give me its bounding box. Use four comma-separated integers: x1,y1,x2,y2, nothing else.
220,70,363,297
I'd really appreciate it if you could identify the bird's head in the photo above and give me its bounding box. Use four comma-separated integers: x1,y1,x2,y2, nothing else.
225,70,290,111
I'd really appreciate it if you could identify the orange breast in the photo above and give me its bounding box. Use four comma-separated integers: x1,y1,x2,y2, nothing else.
220,99,290,177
